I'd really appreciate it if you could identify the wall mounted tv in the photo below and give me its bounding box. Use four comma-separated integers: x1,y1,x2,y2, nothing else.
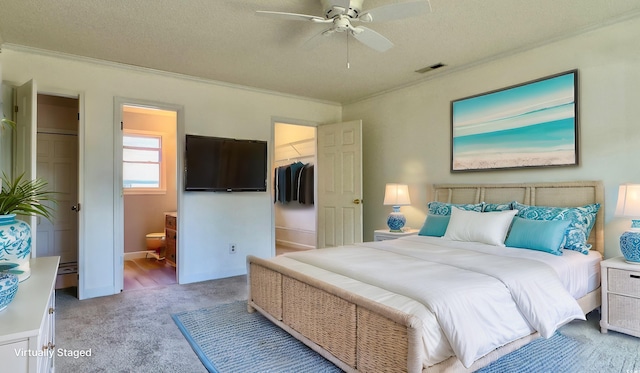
184,134,267,192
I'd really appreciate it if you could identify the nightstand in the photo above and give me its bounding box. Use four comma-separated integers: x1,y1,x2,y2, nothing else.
373,229,418,241
600,256,640,337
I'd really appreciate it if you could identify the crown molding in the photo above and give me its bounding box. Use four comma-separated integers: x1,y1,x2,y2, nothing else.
1,43,341,107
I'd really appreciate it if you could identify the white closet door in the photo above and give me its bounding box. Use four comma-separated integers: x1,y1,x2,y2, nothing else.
317,120,363,248
36,133,78,263
15,80,38,253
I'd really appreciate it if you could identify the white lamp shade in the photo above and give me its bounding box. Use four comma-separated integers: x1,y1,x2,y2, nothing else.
383,183,411,206
615,184,640,217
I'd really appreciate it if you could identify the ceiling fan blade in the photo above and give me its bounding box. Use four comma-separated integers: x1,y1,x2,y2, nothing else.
256,10,329,23
359,0,431,23
302,28,335,50
351,26,394,52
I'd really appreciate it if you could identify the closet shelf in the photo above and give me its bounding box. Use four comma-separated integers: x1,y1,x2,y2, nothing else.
275,137,314,148
275,137,315,163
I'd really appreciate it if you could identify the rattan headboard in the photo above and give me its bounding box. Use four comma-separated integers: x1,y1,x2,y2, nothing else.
432,181,605,255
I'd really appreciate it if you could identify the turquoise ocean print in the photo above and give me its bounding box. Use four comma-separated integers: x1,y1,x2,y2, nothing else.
452,72,577,170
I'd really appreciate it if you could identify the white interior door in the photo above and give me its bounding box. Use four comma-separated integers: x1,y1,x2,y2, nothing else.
14,80,38,251
36,133,78,262
317,120,363,248
14,80,36,179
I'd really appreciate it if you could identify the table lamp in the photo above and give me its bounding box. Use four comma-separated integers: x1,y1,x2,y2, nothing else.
615,183,640,264
383,183,411,232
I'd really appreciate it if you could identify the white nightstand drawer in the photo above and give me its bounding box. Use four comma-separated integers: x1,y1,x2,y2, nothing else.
373,229,418,242
375,235,396,241
608,268,640,297
608,293,640,332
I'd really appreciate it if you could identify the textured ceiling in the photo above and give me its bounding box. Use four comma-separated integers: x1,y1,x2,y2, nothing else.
1,0,639,104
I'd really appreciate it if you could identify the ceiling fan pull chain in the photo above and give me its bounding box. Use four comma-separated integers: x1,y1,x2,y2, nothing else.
346,33,350,69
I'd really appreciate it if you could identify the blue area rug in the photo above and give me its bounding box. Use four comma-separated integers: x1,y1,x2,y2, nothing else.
174,301,607,373
477,331,581,373
172,301,342,373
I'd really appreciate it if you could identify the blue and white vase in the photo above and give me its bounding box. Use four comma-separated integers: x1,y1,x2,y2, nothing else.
0,272,19,312
387,206,407,232
620,230,640,264
0,214,31,282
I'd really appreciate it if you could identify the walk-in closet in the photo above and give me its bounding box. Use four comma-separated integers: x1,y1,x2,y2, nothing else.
274,122,317,253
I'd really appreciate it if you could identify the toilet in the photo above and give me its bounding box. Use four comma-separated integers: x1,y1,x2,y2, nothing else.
146,232,166,259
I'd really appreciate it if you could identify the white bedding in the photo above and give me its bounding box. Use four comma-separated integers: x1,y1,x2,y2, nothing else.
271,236,594,368
397,236,602,298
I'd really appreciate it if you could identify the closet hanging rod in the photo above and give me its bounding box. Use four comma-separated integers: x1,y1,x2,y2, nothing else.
275,154,315,162
275,137,315,149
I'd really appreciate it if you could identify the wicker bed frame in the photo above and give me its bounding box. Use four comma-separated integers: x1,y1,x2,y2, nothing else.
247,181,604,373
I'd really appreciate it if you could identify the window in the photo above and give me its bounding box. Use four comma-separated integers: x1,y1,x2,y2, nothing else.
123,131,165,194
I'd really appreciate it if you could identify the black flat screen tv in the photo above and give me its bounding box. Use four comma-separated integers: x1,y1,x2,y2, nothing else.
184,134,267,192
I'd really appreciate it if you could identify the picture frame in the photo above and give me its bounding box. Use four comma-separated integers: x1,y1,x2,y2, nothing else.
450,70,579,172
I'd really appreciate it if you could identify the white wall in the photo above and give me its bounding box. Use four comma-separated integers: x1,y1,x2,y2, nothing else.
0,47,341,298
343,16,640,259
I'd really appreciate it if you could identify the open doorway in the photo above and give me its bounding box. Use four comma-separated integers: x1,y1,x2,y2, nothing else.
273,122,317,255
121,105,178,291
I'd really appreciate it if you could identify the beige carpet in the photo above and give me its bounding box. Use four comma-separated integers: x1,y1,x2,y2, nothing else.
55,275,248,372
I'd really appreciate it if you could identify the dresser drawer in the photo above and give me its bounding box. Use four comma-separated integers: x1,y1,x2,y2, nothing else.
608,293,640,332
165,214,177,230
608,268,640,297
165,229,177,241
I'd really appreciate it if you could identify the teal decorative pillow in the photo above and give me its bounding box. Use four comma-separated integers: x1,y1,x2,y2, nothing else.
483,202,514,212
427,201,484,215
418,214,451,237
512,202,600,254
505,217,571,255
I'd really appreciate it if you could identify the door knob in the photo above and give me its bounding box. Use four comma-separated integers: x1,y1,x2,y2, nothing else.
71,204,81,212
353,199,363,204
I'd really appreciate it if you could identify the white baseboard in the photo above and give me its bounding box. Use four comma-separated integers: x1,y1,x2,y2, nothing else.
275,226,316,250
124,250,156,260
275,239,315,251
56,273,78,290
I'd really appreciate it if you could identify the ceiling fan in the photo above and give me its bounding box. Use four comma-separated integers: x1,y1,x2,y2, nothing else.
256,0,431,53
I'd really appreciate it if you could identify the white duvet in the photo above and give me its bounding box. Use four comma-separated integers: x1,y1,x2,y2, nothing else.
272,236,586,368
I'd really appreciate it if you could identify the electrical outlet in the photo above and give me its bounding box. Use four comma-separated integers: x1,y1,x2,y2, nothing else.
229,243,237,254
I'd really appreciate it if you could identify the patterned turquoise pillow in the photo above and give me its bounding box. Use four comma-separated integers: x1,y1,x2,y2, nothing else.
418,214,451,237
512,202,600,254
427,201,484,215
483,202,515,212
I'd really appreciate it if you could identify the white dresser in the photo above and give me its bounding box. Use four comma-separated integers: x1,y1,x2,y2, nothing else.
0,256,60,372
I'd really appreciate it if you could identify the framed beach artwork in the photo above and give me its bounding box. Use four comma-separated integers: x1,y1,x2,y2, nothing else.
451,70,579,172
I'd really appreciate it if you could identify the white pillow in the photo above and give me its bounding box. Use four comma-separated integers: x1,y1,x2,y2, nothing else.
443,208,518,246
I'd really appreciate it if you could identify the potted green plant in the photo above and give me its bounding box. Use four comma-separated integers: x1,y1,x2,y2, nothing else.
0,172,56,282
